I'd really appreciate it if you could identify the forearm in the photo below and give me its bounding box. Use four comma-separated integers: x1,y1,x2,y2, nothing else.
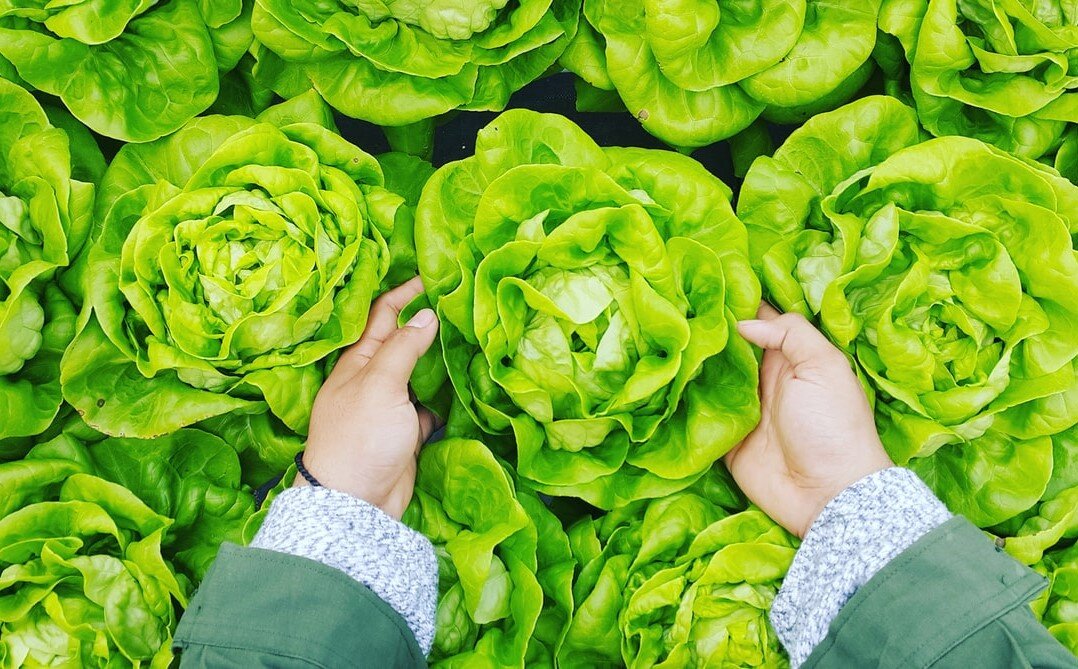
250,486,439,654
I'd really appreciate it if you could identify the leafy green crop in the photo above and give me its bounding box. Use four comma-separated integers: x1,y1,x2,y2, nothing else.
60,93,408,457
1033,543,1078,654
561,495,795,668
0,0,253,143
250,0,580,150
0,78,100,457
403,438,574,668
878,0,1078,160
413,109,761,509
740,95,1078,529
0,418,253,668
561,0,881,149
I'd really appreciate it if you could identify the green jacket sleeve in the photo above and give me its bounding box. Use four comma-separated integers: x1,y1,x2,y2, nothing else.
807,517,1077,668
173,544,427,668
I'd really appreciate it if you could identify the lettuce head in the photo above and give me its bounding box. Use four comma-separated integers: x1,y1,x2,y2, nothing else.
413,109,761,508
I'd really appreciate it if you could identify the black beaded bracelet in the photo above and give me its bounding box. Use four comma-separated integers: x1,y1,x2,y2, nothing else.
294,451,323,487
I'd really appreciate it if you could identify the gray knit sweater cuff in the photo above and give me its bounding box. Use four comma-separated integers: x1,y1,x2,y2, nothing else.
770,467,951,667
250,486,438,655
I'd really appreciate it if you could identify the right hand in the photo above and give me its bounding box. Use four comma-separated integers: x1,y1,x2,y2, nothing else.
725,303,894,538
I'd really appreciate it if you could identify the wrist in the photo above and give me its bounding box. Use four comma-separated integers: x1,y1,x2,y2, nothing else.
798,454,895,538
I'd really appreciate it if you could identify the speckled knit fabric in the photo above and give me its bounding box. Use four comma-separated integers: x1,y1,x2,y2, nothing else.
250,486,438,655
770,467,952,667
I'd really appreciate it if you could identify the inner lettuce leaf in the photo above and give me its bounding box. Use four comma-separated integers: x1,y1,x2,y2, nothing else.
560,496,795,668
877,0,1078,161
59,92,412,469
0,416,254,668
402,438,574,668
0,78,100,458
0,0,253,142
250,0,581,148
414,109,761,509
560,0,882,149
739,95,1078,529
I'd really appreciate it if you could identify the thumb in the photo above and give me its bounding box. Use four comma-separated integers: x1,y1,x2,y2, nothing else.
736,312,841,370
363,308,439,385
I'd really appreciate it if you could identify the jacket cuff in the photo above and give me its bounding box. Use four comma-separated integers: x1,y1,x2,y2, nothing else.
770,467,952,666
250,486,438,654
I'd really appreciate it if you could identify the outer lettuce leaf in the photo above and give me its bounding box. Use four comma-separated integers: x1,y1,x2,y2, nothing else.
402,438,574,668
60,93,407,451
561,0,881,149
414,109,761,508
0,78,99,455
561,497,795,667
0,0,253,142
250,0,580,132
0,418,253,667
740,96,1078,528
878,0,1078,160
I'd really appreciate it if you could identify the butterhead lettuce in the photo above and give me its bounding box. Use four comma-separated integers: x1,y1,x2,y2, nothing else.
0,419,253,668
414,109,761,508
0,78,100,456
60,93,406,449
739,95,1078,528
561,497,794,667
251,0,580,150
0,0,253,142
878,0,1078,160
403,438,574,668
561,0,882,149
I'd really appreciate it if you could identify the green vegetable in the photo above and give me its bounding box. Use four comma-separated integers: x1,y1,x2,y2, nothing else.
60,92,406,450
402,438,574,667
250,0,580,149
878,0,1078,160
0,0,253,142
561,0,881,149
1033,543,1078,654
561,497,795,667
739,95,1078,528
0,78,99,457
414,109,761,508
0,418,253,667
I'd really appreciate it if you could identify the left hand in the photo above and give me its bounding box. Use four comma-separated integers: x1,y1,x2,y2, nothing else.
297,276,441,519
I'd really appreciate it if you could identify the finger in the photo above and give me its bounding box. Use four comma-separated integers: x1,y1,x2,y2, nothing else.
736,312,841,370
755,301,782,320
332,277,427,380
362,308,439,389
416,405,442,447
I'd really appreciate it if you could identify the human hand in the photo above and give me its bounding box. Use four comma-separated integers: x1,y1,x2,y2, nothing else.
298,277,441,519
725,304,894,538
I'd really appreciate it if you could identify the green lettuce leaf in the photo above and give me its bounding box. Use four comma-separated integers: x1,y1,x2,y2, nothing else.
414,109,761,508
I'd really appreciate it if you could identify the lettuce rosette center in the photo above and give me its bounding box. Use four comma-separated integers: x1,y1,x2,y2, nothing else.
415,110,760,509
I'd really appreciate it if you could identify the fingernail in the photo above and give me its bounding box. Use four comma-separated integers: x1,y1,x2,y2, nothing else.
407,308,436,329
